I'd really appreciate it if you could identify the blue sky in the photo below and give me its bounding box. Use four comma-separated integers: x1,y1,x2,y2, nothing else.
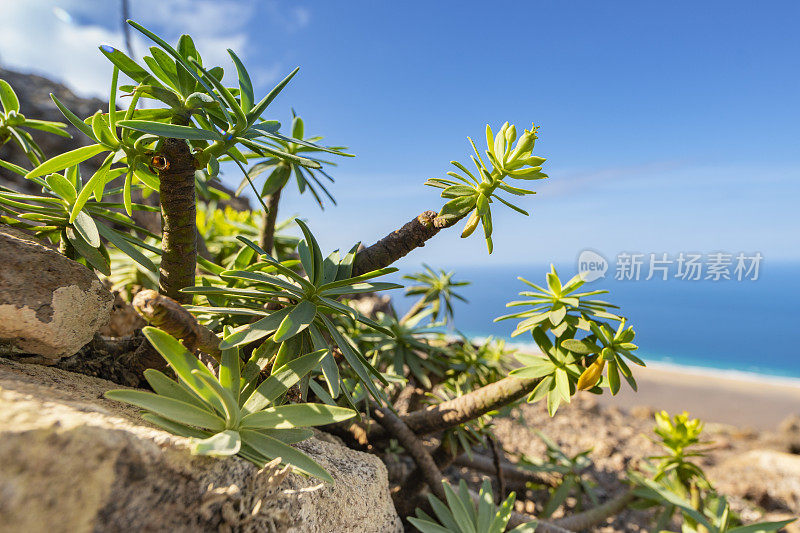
2,1,798,269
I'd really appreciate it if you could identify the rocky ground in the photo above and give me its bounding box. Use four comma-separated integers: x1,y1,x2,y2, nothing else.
453,395,800,531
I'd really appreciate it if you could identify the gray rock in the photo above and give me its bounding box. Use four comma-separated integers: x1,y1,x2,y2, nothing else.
0,358,402,533
0,226,113,363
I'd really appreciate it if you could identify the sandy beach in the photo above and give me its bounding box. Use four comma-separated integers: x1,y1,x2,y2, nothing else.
595,362,800,430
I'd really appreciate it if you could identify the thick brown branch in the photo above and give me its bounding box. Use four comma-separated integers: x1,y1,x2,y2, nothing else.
371,376,540,439
370,404,446,512
353,211,444,276
133,289,220,357
157,138,197,303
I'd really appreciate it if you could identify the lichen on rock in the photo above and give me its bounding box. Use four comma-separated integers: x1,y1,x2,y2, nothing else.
0,226,114,363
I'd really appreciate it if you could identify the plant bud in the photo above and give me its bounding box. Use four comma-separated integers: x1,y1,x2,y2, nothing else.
509,131,535,162
577,358,606,390
504,124,517,145
461,210,480,238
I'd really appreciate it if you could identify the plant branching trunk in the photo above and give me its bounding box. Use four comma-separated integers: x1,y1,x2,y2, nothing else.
157,139,197,303
353,210,461,276
396,441,459,515
393,378,428,415
370,404,447,508
258,187,282,253
370,376,541,439
133,289,220,357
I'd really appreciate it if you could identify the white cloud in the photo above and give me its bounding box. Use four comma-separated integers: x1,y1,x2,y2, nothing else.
0,0,260,97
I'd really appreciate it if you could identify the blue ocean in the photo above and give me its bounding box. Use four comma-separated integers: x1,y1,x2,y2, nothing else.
389,261,800,379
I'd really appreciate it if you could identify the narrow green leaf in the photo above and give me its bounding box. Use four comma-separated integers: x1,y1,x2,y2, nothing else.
0,158,28,176
0,79,20,112
105,389,225,431
261,428,314,445
190,429,241,456
242,348,328,414
141,326,225,415
320,315,382,401
728,520,797,533
227,48,253,112
240,429,333,483
95,220,158,273
240,403,355,430
442,482,477,533
50,93,97,141
22,119,70,138
45,172,77,203
247,67,299,124
127,20,233,124
141,413,210,439
294,219,323,284
65,227,109,275
26,144,106,179
273,300,317,343
118,119,222,141
192,370,240,426
69,153,112,223
219,306,293,349
188,57,246,127
219,346,241,405
72,210,100,248
143,369,207,409
406,518,451,533
98,45,157,85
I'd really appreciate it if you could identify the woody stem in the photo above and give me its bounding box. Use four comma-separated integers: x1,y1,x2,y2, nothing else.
157,138,197,304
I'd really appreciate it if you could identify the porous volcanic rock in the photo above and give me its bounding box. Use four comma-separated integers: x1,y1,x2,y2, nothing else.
0,226,113,363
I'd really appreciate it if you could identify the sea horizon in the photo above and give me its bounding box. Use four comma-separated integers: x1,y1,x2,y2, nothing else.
388,260,800,381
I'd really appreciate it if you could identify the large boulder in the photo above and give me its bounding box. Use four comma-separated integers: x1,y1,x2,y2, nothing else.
0,358,402,532
0,226,114,363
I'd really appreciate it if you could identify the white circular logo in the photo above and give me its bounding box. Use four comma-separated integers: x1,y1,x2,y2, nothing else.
577,250,608,282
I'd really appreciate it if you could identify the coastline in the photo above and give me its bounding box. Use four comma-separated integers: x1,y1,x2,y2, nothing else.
593,361,800,430
478,337,800,431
